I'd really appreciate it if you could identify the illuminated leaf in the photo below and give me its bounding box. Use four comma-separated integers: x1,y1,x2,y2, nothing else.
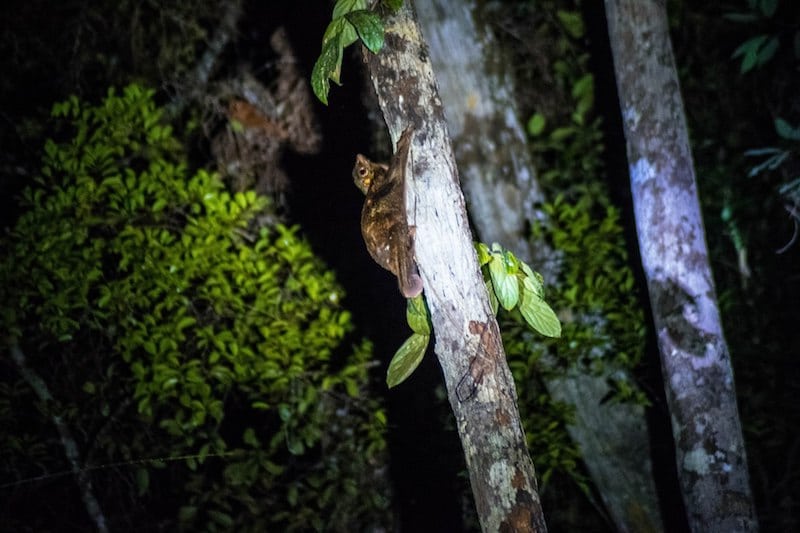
527,113,546,136
489,249,519,310
519,292,561,338
332,0,367,19
474,241,492,266
346,10,384,54
386,333,429,388
406,294,430,335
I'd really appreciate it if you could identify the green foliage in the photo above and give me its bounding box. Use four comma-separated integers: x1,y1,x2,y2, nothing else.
726,0,799,73
517,1,647,404
312,0,396,104
484,0,649,501
385,295,430,388
0,85,389,531
476,242,562,338
529,196,647,403
385,244,560,388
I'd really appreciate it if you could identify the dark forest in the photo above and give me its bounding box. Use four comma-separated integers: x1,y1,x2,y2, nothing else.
1,1,798,532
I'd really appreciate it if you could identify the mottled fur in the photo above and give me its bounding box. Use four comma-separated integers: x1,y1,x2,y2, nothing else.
352,127,423,298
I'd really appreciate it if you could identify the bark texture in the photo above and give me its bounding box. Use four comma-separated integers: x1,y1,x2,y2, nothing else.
415,1,663,531
363,2,546,531
604,1,758,531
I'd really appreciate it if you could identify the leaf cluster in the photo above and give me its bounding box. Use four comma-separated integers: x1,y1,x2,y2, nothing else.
0,85,390,531
385,243,560,389
312,0,401,104
725,0,799,73
482,0,649,498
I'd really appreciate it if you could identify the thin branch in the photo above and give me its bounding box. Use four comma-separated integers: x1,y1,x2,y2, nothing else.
9,341,110,533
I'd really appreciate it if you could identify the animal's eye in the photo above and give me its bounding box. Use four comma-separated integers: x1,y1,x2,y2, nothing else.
359,167,369,177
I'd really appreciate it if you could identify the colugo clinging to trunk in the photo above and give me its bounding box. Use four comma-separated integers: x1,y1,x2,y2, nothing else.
352,126,423,298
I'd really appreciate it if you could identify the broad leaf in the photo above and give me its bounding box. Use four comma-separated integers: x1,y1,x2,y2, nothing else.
527,113,546,136
311,38,342,105
519,293,561,338
346,10,384,54
406,295,430,335
332,0,368,19
386,333,429,388
488,248,519,310
556,10,584,39
474,241,492,266
522,271,545,300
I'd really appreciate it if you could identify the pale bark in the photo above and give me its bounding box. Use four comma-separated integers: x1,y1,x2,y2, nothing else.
362,1,546,530
604,1,758,531
415,1,663,531
9,341,110,533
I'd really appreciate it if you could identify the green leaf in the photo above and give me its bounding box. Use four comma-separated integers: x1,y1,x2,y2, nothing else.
756,36,779,67
759,0,777,17
732,35,772,73
519,292,561,338
178,506,198,523
474,241,492,266
135,467,149,496
488,247,519,310
243,427,260,447
406,295,430,335
522,269,545,300
527,113,547,137
208,510,234,528
485,278,499,315
775,118,800,141
333,0,368,19
346,10,384,54
386,333,429,388
287,437,305,455
312,25,346,105
556,10,584,39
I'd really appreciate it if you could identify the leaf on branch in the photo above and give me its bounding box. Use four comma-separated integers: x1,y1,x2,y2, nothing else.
732,34,778,73
519,291,561,338
311,37,343,105
346,10,384,54
312,0,384,104
386,333,429,388
406,294,431,335
488,244,520,310
474,241,492,266
333,0,368,19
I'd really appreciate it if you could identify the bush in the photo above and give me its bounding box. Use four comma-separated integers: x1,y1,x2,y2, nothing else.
0,85,389,531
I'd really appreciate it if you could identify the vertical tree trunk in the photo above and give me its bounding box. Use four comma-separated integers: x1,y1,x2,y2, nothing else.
362,1,546,530
604,1,758,531
415,1,664,531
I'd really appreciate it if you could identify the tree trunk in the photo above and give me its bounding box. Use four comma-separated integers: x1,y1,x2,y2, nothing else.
604,1,758,531
362,1,546,531
415,1,664,531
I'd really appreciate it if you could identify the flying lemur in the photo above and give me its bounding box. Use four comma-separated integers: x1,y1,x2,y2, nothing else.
352,127,423,298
